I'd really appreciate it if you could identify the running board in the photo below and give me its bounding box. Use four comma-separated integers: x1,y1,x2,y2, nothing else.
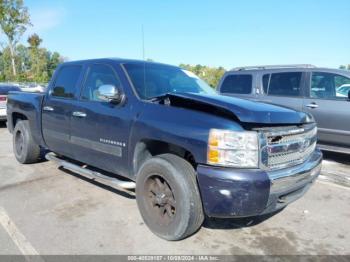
45,152,136,189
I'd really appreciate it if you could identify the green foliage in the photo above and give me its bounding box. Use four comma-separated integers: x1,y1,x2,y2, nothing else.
0,0,30,42
0,38,64,82
0,47,12,78
179,64,226,88
47,52,62,79
27,33,42,48
27,34,48,82
339,65,350,70
0,2,64,82
0,0,31,77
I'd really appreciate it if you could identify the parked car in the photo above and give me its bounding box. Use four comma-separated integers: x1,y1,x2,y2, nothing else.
337,84,350,97
7,59,322,240
0,84,21,122
20,83,47,93
217,64,350,154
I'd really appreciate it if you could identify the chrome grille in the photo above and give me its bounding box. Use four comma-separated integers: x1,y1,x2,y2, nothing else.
259,124,317,170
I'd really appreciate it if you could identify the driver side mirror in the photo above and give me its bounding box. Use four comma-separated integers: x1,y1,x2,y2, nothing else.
97,85,125,105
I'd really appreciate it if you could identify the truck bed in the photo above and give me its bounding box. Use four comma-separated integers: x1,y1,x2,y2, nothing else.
7,91,46,147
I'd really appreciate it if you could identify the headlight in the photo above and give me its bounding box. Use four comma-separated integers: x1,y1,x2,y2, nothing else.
207,129,259,168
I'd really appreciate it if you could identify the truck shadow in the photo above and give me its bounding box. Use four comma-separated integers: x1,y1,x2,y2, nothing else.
322,151,350,165
203,209,283,230
54,162,286,230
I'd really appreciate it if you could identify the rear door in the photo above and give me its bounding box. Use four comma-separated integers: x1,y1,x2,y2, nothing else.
42,65,84,157
257,71,305,111
303,71,350,147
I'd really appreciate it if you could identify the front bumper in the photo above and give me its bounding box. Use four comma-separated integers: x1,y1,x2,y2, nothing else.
197,148,322,218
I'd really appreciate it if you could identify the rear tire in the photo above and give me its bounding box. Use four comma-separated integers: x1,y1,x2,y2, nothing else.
13,120,40,164
136,153,204,240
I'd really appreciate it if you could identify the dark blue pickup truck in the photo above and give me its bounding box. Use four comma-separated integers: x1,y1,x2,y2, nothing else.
7,58,322,240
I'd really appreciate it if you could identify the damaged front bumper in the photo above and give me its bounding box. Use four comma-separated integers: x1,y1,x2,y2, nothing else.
197,148,322,218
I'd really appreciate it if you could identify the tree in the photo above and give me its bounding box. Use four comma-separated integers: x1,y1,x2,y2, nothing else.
339,65,350,70
47,51,63,79
27,33,42,48
16,43,30,79
0,44,29,80
26,33,47,81
0,2,63,82
0,0,31,78
179,64,226,88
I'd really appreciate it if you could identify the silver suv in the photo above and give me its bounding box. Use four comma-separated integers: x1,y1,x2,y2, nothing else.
217,65,350,154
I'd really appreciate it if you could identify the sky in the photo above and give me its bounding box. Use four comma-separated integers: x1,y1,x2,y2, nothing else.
22,0,350,69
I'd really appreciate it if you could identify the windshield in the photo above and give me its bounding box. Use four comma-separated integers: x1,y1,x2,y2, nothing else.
123,63,216,99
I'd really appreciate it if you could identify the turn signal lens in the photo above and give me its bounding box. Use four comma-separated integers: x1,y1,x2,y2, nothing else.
208,148,219,163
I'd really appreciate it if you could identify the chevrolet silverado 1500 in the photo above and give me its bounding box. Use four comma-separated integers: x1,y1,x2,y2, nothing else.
7,58,322,240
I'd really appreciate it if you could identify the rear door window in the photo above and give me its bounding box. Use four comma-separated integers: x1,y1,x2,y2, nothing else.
267,72,302,97
52,65,82,99
220,74,252,94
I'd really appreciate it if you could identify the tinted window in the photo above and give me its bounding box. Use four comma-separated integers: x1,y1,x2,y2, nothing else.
311,72,350,99
52,66,82,98
268,72,302,97
81,64,121,102
262,74,270,93
220,75,252,94
124,63,216,99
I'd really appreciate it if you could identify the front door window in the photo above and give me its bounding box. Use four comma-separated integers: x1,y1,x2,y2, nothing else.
311,72,350,99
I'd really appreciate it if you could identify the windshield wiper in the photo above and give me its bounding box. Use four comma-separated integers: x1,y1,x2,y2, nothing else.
146,93,174,106
147,93,172,103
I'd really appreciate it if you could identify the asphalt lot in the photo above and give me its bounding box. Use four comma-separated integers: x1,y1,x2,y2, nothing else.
0,122,349,255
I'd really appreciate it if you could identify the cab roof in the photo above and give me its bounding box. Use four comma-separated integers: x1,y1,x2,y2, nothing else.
60,58,178,68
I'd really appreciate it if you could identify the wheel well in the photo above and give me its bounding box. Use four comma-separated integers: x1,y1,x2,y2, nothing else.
12,113,28,128
133,140,196,175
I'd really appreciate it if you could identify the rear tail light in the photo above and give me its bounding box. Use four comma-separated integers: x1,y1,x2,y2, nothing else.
0,96,7,102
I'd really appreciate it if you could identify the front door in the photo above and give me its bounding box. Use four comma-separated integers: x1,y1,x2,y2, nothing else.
70,63,132,176
303,71,350,147
42,65,83,157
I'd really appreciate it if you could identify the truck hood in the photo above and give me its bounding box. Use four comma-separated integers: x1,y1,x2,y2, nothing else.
164,93,312,125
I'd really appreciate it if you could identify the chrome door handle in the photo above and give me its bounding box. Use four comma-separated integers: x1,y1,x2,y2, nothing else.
43,106,54,112
72,111,87,118
306,103,318,109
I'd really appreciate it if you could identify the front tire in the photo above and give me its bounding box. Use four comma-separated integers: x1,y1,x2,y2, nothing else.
13,120,40,164
136,153,204,240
